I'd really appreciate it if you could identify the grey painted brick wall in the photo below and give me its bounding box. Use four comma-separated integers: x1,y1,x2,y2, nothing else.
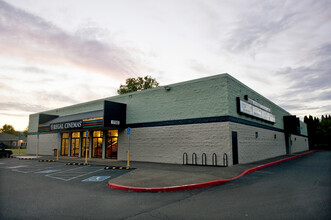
229,122,287,164
118,122,232,166
290,135,309,153
27,134,58,155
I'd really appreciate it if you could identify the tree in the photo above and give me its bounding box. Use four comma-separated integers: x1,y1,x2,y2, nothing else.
0,124,20,136
117,76,159,94
23,126,29,137
304,115,331,150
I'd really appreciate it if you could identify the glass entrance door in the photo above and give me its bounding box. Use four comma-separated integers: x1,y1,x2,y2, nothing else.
106,130,118,159
92,131,103,158
71,139,79,156
61,133,69,156
82,138,90,158
71,132,80,157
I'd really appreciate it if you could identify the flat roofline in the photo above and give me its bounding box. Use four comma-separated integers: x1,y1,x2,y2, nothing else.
30,73,230,116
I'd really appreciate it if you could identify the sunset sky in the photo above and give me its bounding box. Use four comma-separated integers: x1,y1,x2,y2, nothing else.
0,0,330,131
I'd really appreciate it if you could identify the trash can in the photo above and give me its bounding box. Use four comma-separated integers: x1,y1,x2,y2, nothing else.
53,149,58,156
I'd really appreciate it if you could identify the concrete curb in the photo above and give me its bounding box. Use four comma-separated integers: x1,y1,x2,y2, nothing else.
108,151,317,192
104,166,135,170
39,160,56,162
66,162,89,166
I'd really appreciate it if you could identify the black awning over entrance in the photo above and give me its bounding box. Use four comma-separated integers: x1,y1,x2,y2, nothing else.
38,101,126,133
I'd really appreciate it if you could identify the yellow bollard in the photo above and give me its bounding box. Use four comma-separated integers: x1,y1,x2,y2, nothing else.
127,150,130,168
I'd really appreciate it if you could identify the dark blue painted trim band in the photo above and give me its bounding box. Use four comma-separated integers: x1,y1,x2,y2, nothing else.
127,116,284,133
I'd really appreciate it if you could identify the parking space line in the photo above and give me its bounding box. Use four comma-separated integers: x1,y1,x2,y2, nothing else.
7,165,28,169
46,166,104,181
13,169,41,174
36,170,61,174
66,168,104,181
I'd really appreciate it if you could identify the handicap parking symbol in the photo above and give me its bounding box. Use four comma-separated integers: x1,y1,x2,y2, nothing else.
82,176,111,182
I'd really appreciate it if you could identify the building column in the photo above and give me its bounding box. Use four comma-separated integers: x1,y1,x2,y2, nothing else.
89,133,92,158
78,131,83,157
102,133,106,159
68,132,72,156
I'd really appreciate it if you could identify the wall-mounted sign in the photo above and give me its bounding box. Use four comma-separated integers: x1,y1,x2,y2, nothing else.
247,98,271,112
111,120,120,125
238,98,276,123
51,120,83,131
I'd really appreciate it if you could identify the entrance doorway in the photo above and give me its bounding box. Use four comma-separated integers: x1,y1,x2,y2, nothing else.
71,132,80,156
232,131,239,165
61,133,69,156
92,131,103,158
106,130,118,159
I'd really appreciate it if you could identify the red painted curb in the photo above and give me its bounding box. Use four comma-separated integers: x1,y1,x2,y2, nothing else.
108,150,317,192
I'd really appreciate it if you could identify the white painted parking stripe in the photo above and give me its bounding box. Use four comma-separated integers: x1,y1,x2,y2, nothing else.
36,170,61,174
64,168,104,181
46,167,104,181
13,168,44,174
8,165,28,169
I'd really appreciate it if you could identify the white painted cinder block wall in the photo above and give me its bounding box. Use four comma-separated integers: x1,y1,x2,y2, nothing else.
118,122,232,166
27,134,58,155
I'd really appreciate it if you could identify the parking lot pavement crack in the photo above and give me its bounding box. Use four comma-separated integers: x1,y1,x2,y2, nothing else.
122,190,205,220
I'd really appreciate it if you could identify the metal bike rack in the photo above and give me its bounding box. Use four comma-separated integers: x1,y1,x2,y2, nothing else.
182,152,188,165
223,153,228,167
192,153,197,165
212,153,217,166
202,153,207,166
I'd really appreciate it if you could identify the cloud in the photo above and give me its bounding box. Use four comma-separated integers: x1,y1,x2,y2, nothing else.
228,12,295,53
0,0,140,79
0,112,28,117
277,42,331,93
31,91,79,108
0,102,48,112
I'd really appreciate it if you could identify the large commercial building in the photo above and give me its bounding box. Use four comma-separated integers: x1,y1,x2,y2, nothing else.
27,74,309,166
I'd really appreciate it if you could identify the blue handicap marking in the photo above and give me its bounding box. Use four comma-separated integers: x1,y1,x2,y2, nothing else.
82,176,111,182
36,170,60,174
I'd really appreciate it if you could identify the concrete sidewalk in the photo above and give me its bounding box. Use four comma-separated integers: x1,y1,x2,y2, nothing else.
16,152,313,188
106,154,296,188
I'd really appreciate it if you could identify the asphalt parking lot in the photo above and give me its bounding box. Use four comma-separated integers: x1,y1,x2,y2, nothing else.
0,151,330,219
0,158,131,185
